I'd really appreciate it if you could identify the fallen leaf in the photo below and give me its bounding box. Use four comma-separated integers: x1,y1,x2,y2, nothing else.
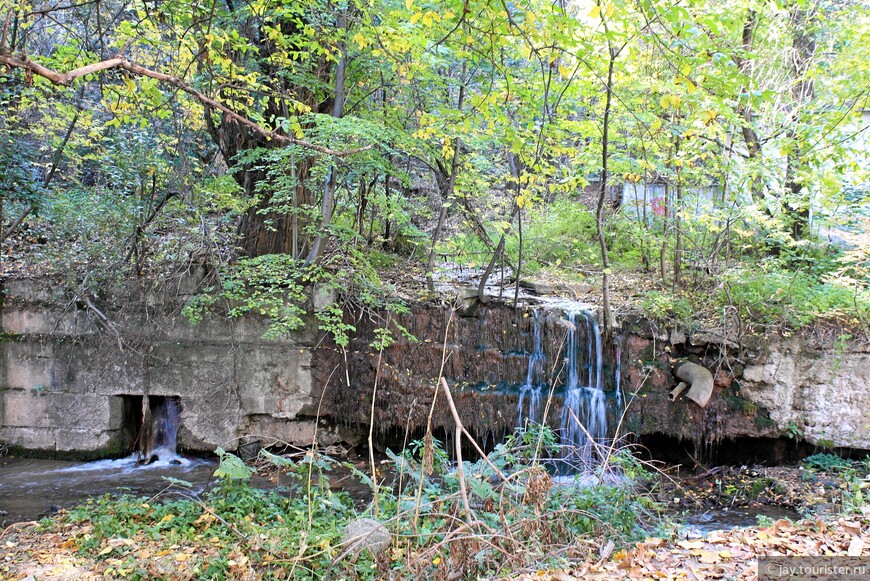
848,537,864,556
841,521,862,535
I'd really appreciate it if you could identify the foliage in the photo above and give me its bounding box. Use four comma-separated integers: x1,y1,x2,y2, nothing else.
803,453,853,473
721,265,869,329
373,427,658,577
44,429,660,579
640,290,695,324
1,0,868,338
182,248,411,345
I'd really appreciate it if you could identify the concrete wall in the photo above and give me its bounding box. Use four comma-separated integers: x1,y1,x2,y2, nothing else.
0,275,346,458
2,274,868,458
620,321,870,451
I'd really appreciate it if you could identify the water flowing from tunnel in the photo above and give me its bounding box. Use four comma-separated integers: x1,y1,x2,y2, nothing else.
150,397,182,459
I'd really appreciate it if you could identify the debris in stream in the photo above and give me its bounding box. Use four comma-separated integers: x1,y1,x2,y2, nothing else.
656,458,870,528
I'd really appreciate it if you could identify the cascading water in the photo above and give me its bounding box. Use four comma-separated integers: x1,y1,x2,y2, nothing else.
515,306,623,469
149,396,182,461
516,309,546,426
559,310,609,466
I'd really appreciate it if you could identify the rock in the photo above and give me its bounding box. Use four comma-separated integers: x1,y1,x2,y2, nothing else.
341,517,390,556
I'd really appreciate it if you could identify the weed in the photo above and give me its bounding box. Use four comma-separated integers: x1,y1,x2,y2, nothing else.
51,428,662,579
785,421,804,440
804,453,851,472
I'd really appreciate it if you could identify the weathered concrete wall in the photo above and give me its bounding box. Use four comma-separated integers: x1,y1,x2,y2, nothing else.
620,319,870,451
740,340,870,449
0,274,348,458
2,274,868,458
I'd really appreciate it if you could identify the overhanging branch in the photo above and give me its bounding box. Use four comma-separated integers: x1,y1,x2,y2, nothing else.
0,52,371,157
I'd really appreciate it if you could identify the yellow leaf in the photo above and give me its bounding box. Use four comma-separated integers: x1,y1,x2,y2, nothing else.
405,0,413,10
558,63,569,79
659,95,670,109
175,553,192,562
125,78,137,93
589,5,602,19
410,12,422,24
605,3,615,17
432,556,442,565
98,546,113,556
161,514,175,522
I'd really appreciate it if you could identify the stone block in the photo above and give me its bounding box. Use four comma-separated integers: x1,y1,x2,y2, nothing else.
0,390,124,431
56,429,116,453
2,342,54,389
0,425,59,451
235,346,315,419
50,342,146,396
178,393,242,449
1,308,96,336
2,278,70,304
146,344,235,396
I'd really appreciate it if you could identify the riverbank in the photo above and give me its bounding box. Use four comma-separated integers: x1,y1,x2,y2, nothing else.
3,509,869,580
2,450,869,580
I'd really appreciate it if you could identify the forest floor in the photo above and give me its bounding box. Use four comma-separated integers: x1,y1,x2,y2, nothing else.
2,463,869,580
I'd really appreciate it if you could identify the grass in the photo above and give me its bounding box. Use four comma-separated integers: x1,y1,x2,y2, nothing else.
37,428,662,580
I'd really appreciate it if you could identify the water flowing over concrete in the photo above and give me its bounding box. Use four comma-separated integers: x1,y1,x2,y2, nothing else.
516,309,545,426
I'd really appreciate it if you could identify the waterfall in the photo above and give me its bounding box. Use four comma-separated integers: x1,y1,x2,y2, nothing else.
515,307,622,469
516,309,545,426
140,397,182,464
559,310,609,466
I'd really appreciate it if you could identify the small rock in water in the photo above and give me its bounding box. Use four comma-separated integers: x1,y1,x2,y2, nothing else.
169,458,182,465
341,518,390,556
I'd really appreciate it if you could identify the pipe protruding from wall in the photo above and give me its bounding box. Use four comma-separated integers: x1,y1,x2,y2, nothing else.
669,381,688,401
673,361,714,408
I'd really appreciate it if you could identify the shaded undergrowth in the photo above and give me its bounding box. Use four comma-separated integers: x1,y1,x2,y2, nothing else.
49,426,662,580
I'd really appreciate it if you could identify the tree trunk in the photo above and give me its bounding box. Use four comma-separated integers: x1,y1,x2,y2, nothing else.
784,6,816,239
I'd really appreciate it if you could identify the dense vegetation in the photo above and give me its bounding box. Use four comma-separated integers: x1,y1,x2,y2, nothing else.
2,4,869,577
1,0,868,342
21,428,660,579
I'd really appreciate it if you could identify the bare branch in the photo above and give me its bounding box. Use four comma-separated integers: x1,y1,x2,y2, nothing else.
0,52,371,157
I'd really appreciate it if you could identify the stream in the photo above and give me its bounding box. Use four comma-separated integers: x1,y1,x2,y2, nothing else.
2,451,806,539
0,453,217,525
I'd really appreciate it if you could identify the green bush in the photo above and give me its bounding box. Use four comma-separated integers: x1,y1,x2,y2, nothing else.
803,453,852,472
720,265,867,328
640,290,695,323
